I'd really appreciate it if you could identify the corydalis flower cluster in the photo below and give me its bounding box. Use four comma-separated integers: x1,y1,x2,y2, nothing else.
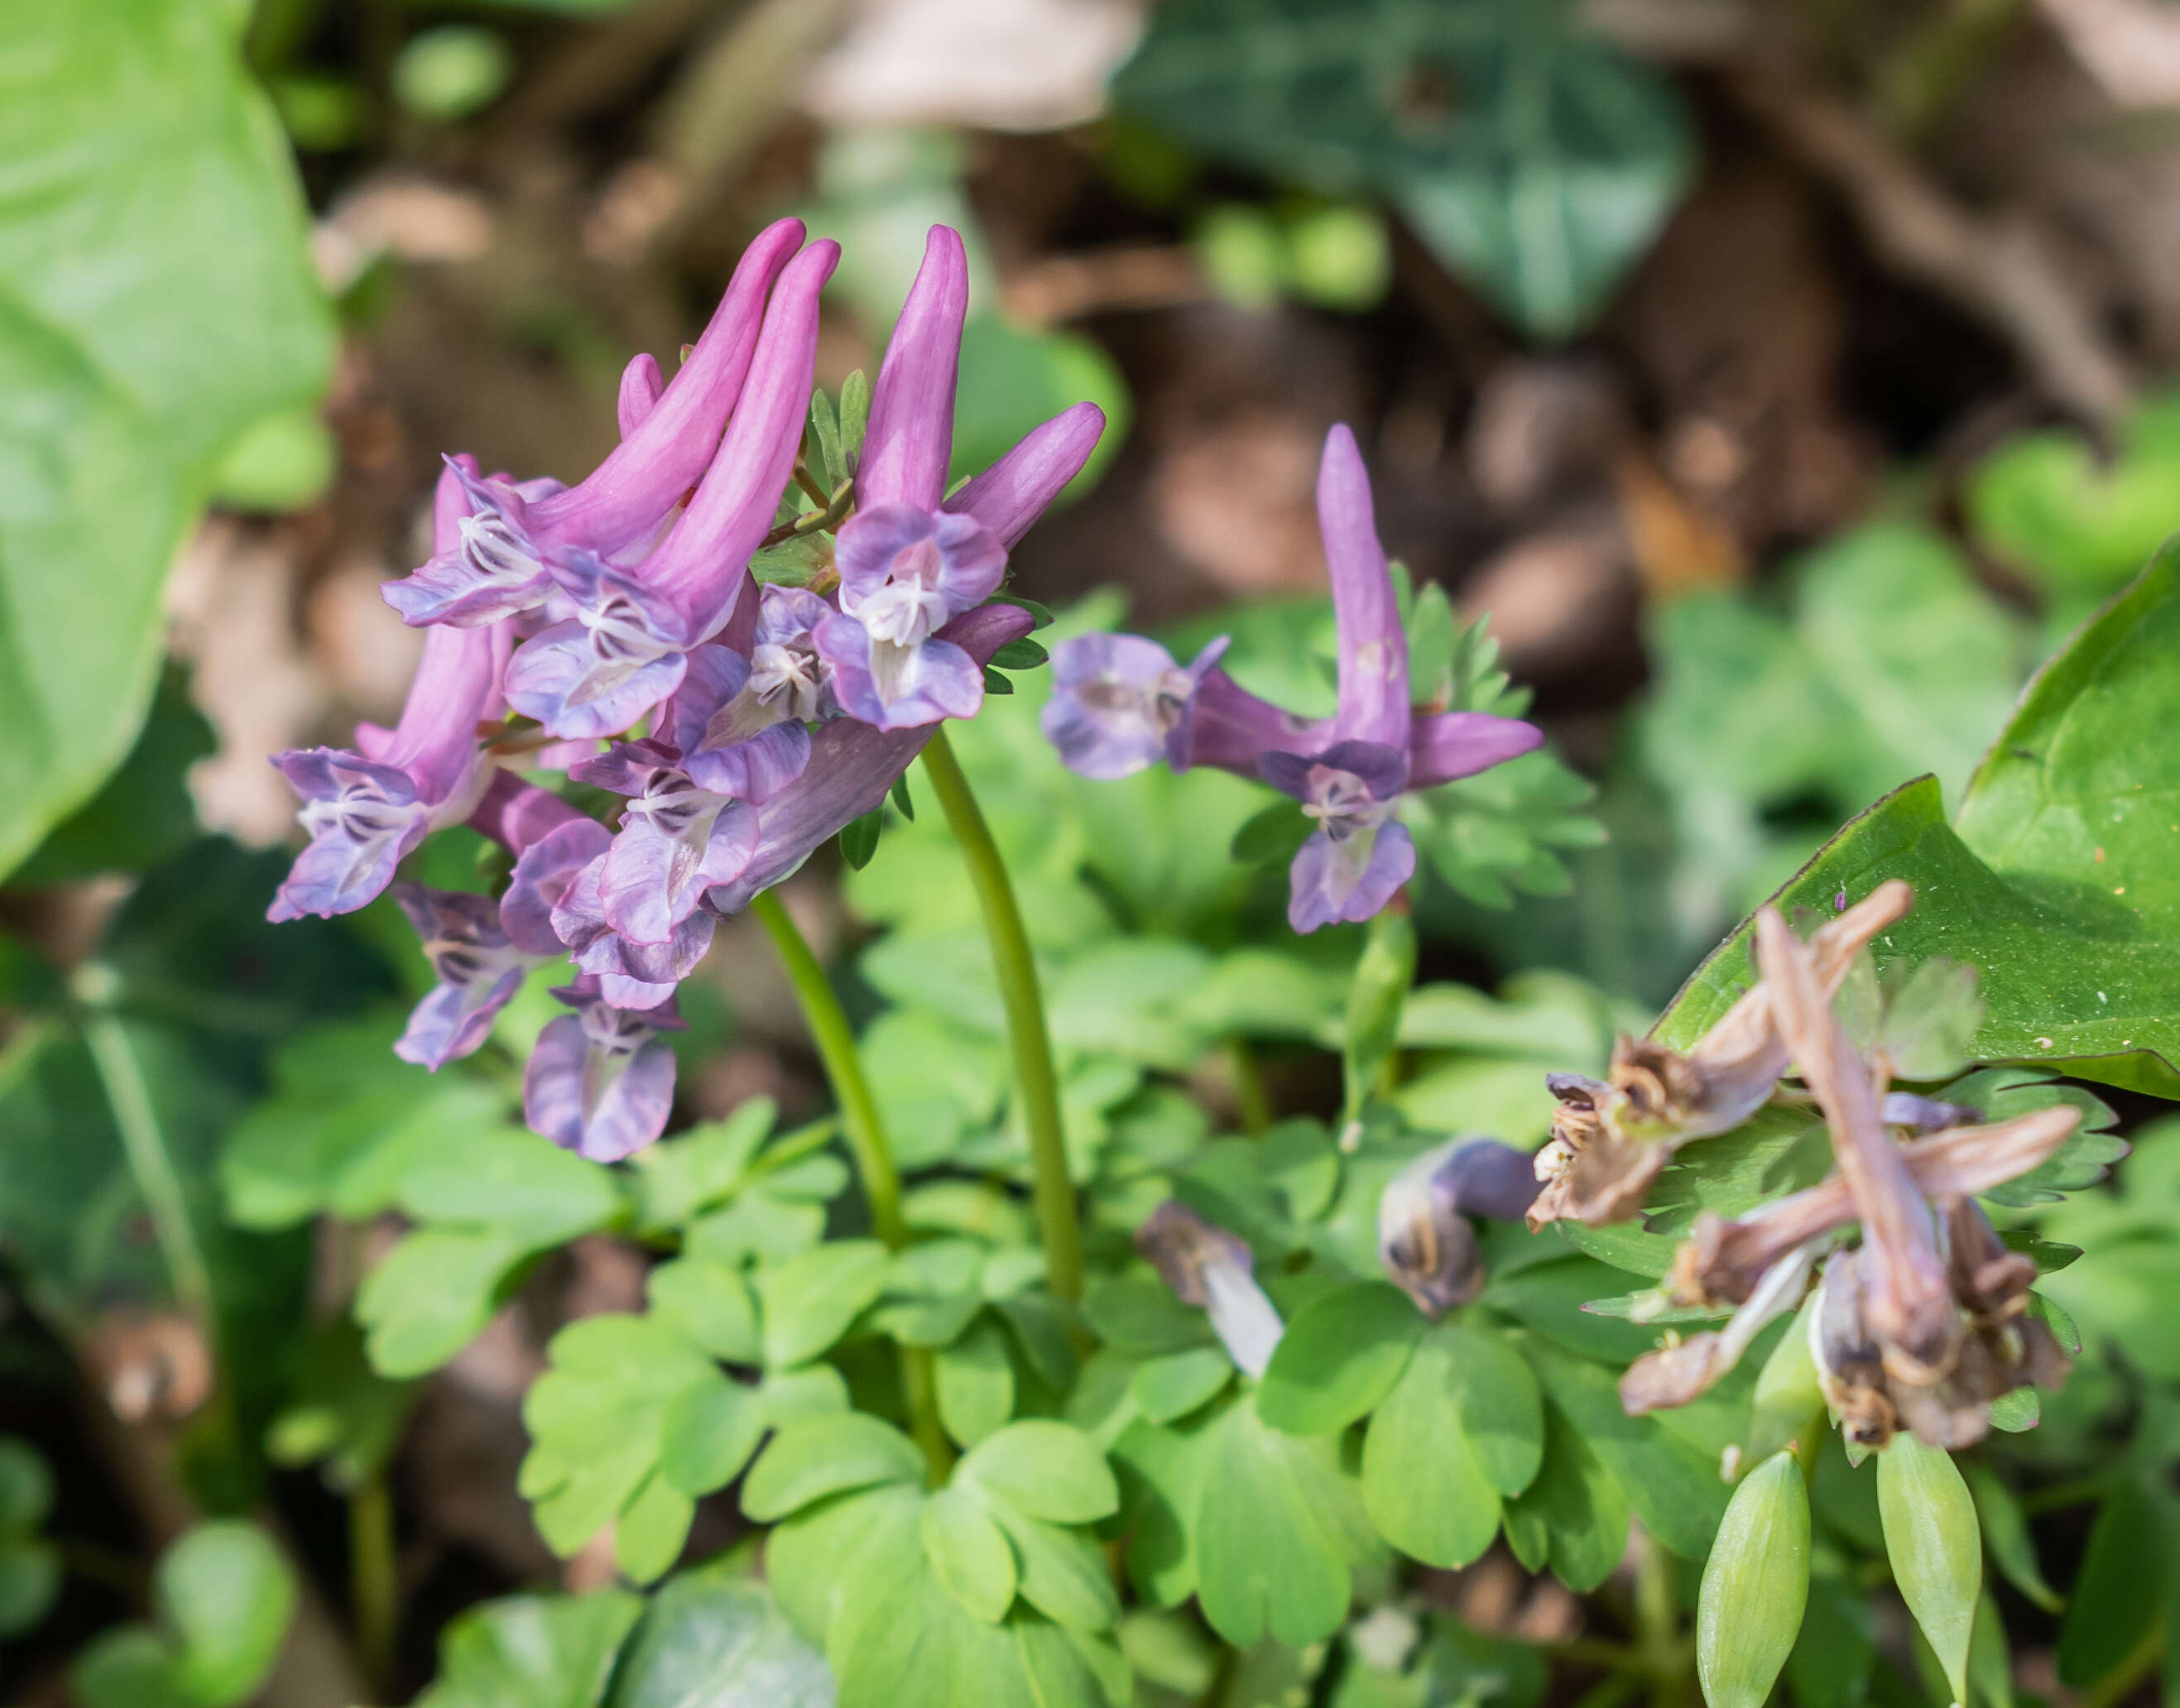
266,223,1102,1162
1580,891,2103,1450
1040,425,1544,933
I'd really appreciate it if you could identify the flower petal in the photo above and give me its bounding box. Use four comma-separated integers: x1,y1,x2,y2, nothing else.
857,224,968,511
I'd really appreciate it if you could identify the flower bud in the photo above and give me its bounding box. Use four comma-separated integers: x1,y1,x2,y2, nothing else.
1376,1137,1539,1316
1878,1435,1980,1708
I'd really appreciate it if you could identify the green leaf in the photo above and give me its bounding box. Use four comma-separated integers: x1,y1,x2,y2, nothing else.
1361,1328,1501,1568
415,1590,644,1708
397,1125,622,1246
1083,1276,1216,1358
356,1225,535,1378
0,1538,59,1638
991,639,1049,670
72,1627,192,1708
157,1522,295,1707
923,1487,1019,1624
742,1413,925,1523
0,0,334,878
614,1471,695,1585
840,808,883,871
13,668,213,885
958,1421,1118,1525
1696,1452,1809,1708
1114,0,1693,338
1501,1402,1628,1592
764,1481,925,1651
1129,1346,1232,1426
1441,1324,1545,1497
604,1569,832,1708
1966,391,2180,595
1229,799,1314,870
0,1437,55,1533
656,1377,766,1499
1964,1461,2061,1614
649,1259,761,1365
1193,1400,1371,1648
1523,1343,1729,1559
1256,1281,1422,1437
758,1240,891,1369
2057,1485,2166,1691
988,1507,1120,1632
935,1316,1017,1447
1878,1437,1981,1707
1786,1558,1875,1708
1661,551,2180,1098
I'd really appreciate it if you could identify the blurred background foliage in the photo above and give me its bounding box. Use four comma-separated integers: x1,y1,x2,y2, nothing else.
11,0,2180,1702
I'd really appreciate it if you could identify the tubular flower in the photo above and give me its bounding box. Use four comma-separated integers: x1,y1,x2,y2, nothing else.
389,885,547,1070
382,218,807,630
1136,1201,1286,1378
1376,1137,1541,1316
812,225,1106,732
1527,882,1914,1230
269,522,512,921
567,740,757,950
1041,425,1542,933
1607,902,2093,1445
523,976,685,1163
505,238,840,740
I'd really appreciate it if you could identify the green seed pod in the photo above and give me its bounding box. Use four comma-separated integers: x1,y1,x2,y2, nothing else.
1745,1296,1826,1465
1878,1434,1981,1707
1698,1450,1811,1708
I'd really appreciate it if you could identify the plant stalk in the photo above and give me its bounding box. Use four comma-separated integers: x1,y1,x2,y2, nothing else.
81,1005,216,1327
750,888,952,1480
919,728,1083,1303
349,1473,398,1692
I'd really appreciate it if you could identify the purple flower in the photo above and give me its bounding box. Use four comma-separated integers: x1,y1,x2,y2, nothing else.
500,814,612,956
1040,633,1229,780
810,226,1107,731
569,740,758,948
267,614,511,921
382,218,806,630
1042,425,1543,933
549,853,713,1010
523,976,684,1162
504,239,839,740
660,637,813,802
705,602,1036,913
390,885,550,1069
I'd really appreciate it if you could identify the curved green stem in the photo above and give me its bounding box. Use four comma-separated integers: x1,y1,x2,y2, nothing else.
349,1472,398,1691
751,890,905,1250
750,889,951,1480
919,728,1083,1303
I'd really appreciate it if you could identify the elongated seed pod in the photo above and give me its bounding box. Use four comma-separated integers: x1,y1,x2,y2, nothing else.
1879,1435,1981,1707
1697,1450,1811,1708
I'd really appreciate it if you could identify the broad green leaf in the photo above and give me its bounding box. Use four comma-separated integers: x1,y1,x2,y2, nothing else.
923,1487,1018,1624
604,1569,833,1708
13,668,212,885
758,1240,891,1369
157,1523,294,1706
1113,0,1693,338
1082,1277,1216,1357
397,1125,622,1246
1129,1346,1232,1426
648,1259,761,1365
1696,1452,1809,1708
1193,1400,1370,1648
415,1590,644,1708
1255,1281,1422,1437
624,1098,778,1231
764,1482,925,1651
1442,1324,1545,1497
742,1414,924,1523
958,1421,1118,1525
655,1377,766,1499
0,0,334,877
1660,552,2180,1098
614,1471,695,1586
1878,1437,1980,1706
1501,1402,1626,1592
1361,1330,1501,1568
72,1627,192,1708
355,1225,535,1378
828,1563,1120,1708
988,1508,1121,1633
935,1316,1016,1447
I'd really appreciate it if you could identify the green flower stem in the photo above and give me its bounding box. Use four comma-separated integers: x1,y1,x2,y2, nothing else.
919,728,1084,1304
749,889,952,1481
751,890,905,1251
349,1472,398,1691
79,1000,215,1327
